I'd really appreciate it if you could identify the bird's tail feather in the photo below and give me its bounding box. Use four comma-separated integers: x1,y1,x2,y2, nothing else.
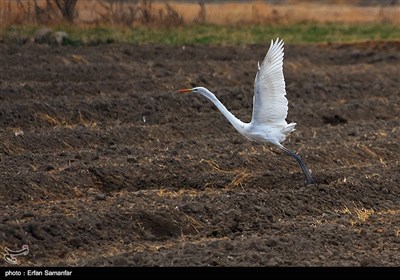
282,122,296,134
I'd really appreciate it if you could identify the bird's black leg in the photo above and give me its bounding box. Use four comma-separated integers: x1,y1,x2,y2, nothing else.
279,146,315,185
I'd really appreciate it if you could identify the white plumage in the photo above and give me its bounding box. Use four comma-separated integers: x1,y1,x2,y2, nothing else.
179,38,315,184
252,38,288,127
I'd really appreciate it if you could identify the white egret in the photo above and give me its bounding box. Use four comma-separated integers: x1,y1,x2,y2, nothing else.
179,38,315,184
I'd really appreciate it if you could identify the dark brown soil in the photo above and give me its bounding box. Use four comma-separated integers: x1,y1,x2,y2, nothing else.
0,40,399,267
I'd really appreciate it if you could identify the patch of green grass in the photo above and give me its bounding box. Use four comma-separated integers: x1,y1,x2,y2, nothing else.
2,25,38,38
1,23,399,45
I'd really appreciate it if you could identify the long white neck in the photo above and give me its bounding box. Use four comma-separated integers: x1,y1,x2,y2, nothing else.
197,88,246,134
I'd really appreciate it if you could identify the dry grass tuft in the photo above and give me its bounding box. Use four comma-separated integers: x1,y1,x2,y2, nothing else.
200,159,255,188
339,205,400,228
35,112,96,128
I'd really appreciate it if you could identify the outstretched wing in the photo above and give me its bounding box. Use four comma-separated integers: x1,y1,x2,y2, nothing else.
251,38,288,126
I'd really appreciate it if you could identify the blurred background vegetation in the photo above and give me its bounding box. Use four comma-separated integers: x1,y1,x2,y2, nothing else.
0,0,399,45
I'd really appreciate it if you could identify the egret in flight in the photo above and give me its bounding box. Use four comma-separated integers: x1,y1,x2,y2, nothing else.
178,38,315,184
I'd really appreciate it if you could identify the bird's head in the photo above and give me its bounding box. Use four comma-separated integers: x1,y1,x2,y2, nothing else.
178,87,208,94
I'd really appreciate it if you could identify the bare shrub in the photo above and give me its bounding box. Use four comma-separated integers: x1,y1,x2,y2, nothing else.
158,3,183,27
34,0,59,24
195,0,207,24
0,0,77,25
54,0,78,23
1,0,36,25
97,0,139,25
96,0,183,27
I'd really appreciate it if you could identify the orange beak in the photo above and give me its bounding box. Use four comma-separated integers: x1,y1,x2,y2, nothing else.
178,88,193,93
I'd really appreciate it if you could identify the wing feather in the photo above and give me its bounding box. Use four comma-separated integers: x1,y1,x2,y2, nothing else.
251,38,288,126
